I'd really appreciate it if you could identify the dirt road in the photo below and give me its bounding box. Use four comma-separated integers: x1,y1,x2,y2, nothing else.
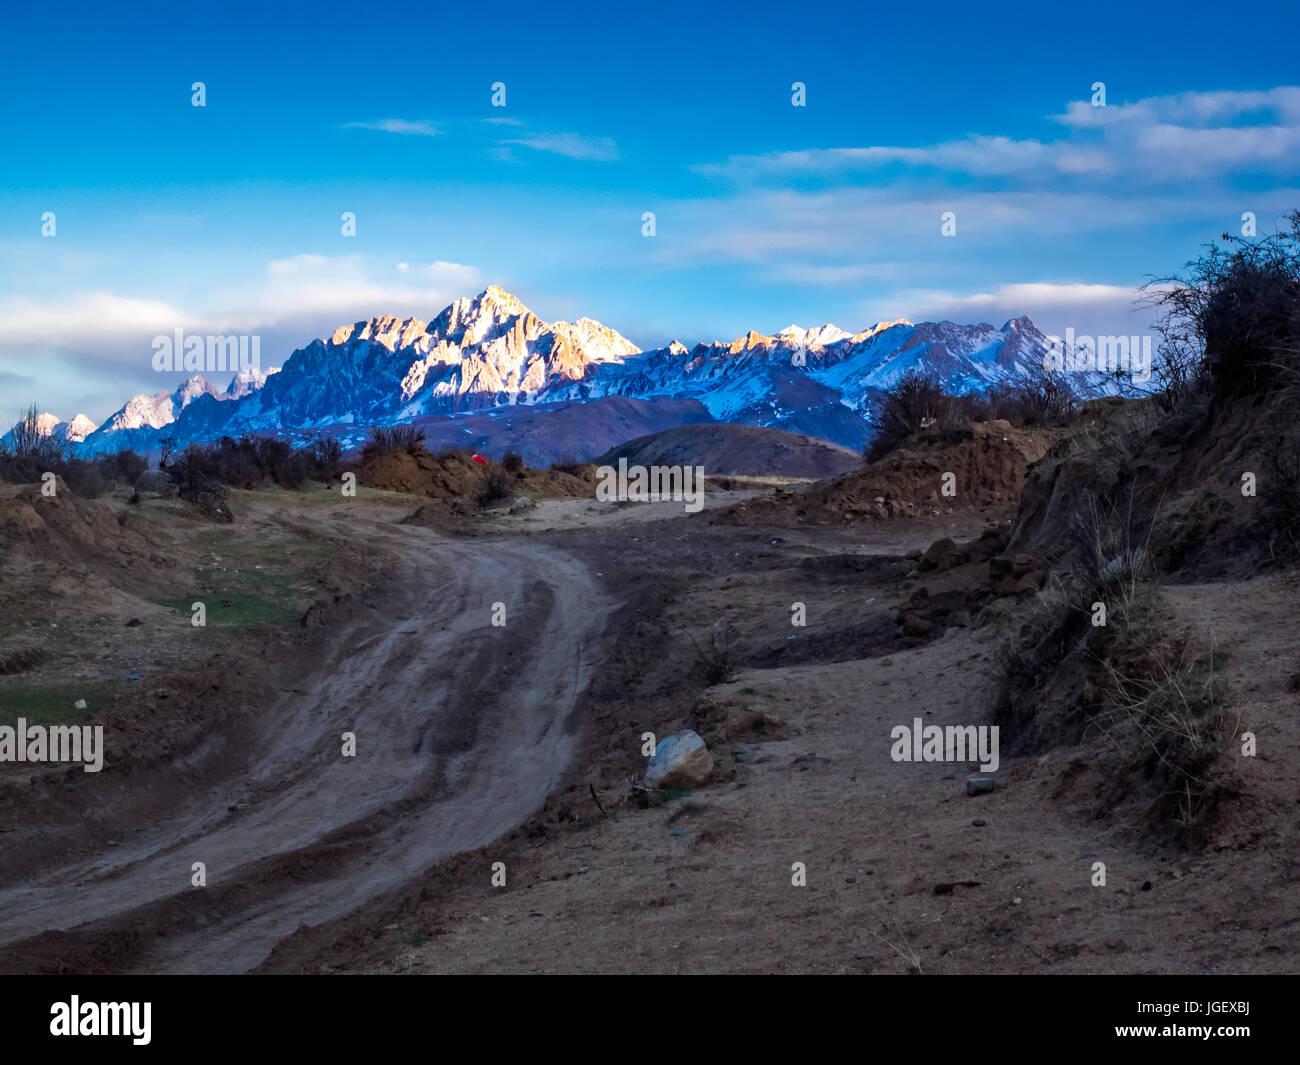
0,513,611,973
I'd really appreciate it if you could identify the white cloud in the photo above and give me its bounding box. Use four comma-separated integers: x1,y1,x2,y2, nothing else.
698,85,1300,185
1055,87,1300,130
345,119,441,137
0,291,192,344
643,186,1186,266
0,257,487,405
761,262,906,285
503,132,619,161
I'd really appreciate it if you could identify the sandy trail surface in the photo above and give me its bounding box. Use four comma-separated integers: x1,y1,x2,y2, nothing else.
0,513,611,974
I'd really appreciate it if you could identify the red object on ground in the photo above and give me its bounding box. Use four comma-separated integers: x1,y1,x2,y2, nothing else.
471,453,487,464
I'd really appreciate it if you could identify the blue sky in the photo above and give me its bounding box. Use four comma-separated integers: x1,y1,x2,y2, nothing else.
2,0,1299,421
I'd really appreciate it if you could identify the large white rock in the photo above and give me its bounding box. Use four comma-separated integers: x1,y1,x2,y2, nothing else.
645,730,713,790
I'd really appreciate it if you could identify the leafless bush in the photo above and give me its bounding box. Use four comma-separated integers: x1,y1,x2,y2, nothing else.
1140,210,1300,411
0,404,68,482
986,366,1081,427
865,370,962,461
476,468,512,507
690,624,737,685
362,424,427,460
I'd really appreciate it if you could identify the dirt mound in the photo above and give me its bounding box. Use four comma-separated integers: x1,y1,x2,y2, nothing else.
0,482,167,586
594,422,860,480
984,381,1300,842
719,420,1060,525
1009,390,1298,578
357,446,593,503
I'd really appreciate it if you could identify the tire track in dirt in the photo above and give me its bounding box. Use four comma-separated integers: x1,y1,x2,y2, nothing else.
0,516,611,974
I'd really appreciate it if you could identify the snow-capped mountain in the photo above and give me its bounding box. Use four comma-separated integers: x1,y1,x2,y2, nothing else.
1,411,99,447
546,312,1058,446
72,286,1074,456
61,413,99,442
81,370,280,454
225,366,277,400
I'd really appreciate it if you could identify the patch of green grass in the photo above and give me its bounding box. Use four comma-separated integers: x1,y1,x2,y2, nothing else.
401,929,431,948
228,484,418,508
156,526,331,632
189,525,337,562
566,814,600,832
0,677,125,728
262,539,337,561
156,594,298,629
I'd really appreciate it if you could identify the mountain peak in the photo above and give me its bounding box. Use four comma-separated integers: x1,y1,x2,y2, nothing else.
64,414,98,441
0,411,99,447
331,315,428,351
476,285,527,317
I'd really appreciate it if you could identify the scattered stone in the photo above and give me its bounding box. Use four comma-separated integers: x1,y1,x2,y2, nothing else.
933,880,982,895
902,613,934,637
920,537,963,572
972,819,987,827
989,555,1015,578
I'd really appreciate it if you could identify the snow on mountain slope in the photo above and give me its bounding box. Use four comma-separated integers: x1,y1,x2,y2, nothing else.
62,413,98,442
226,366,279,399
72,286,1088,457
80,369,278,455
0,411,99,447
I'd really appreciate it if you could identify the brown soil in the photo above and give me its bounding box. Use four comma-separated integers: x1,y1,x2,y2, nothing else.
1,413,1295,975
256,500,1298,975
357,445,593,501
718,420,1060,528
